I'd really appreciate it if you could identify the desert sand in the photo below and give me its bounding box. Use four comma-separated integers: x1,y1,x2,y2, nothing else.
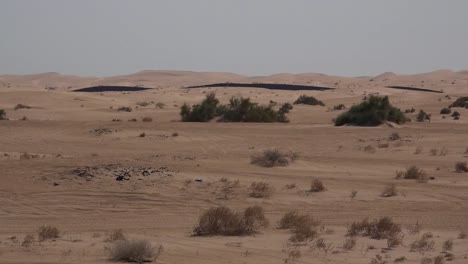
0,70,467,263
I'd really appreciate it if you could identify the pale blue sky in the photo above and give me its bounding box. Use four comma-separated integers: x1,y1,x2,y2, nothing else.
1,0,467,76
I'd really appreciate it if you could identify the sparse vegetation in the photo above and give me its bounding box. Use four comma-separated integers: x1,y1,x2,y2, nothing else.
155,102,166,109
0,109,6,120
21,234,35,247
333,104,346,110
440,107,451,115
139,132,146,137
106,229,126,242
455,161,468,172
117,106,133,112
37,225,60,241
451,111,460,119
410,232,435,252
407,221,422,235
342,237,357,251
309,178,325,192
457,231,466,239
14,104,31,110
387,232,404,248
346,217,402,240
396,166,427,182
193,206,268,236
389,132,401,141
108,239,161,263
294,95,324,106
416,110,431,122
442,239,453,251
250,149,298,167
278,211,320,243
364,145,376,153
172,132,179,137
141,117,152,122
180,93,219,122
381,184,398,197
448,96,468,108
249,182,274,198
335,95,406,126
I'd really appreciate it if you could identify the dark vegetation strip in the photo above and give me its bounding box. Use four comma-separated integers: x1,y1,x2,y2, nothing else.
187,82,334,91
73,86,152,92
385,86,443,93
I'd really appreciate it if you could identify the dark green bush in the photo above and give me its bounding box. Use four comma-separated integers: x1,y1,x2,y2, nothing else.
416,110,431,122
294,95,324,106
0,109,6,120
449,97,468,108
334,96,406,126
180,93,220,122
181,94,291,123
440,108,451,115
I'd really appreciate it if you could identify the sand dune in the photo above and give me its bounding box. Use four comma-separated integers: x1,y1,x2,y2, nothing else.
0,70,467,263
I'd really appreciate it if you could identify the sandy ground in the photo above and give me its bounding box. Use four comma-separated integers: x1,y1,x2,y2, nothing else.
0,70,467,263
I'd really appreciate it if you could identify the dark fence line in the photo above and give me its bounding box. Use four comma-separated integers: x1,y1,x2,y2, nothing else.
187,82,334,91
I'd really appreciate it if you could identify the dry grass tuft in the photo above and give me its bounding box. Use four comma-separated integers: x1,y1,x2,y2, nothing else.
193,206,268,236
117,106,132,112
396,166,427,182
249,182,274,198
106,229,127,242
364,145,376,153
37,225,60,241
380,184,398,197
455,161,468,172
278,211,320,243
108,239,162,263
342,237,356,251
410,232,435,252
21,234,35,247
389,132,401,141
407,221,422,235
141,117,152,122
309,178,325,192
251,149,298,167
458,231,467,239
346,217,402,240
442,239,453,251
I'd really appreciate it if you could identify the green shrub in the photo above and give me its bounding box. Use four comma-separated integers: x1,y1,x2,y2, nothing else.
294,95,325,106
334,96,406,126
180,94,291,123
440,108,451,114
449,97,468,108
180,93,219,122
0,109,6,120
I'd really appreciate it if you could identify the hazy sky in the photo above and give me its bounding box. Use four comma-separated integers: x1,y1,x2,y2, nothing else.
1,0,467,77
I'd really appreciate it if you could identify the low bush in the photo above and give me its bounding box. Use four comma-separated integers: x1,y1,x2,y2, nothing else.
410,232,435,252
346,217,402,240
309,178,325,192
249,182,274,198
106,229,126,242
416,110,431,122
193,206,268,236
250,149,298,167
141,117,152,122
117,106,132,112
442,239,453,251
342,237,357,251
278,211,320,243
381,184,398,197
37,225,60,241
14,104,31,110
181,93,291,122
333,104,346,110
335,95,406,126
389,132,401,141
0,109,6,120
440,107,451,114
108,239,161,262
396,166,427,182
451,111,460,118
455,161,468,172
294,95,325,106
448,96,468,108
